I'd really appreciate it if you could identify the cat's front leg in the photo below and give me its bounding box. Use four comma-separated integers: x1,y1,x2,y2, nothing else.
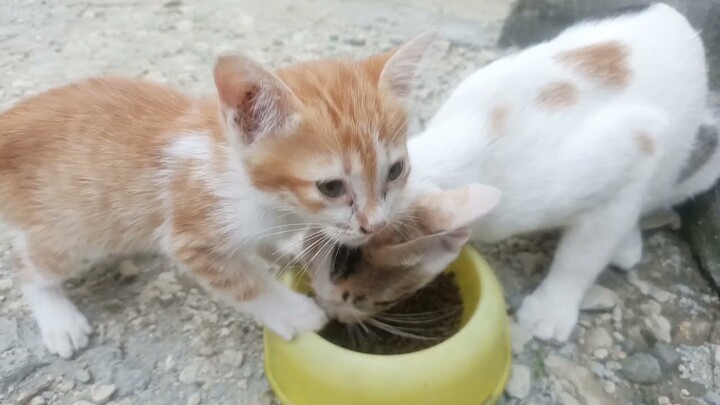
174,243,327,339
517,183,648,342
14,237,92,359
235,278,328,339
517,104,667,341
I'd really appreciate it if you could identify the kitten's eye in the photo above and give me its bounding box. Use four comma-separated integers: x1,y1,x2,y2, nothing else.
316,179,346,198
387,161,404,181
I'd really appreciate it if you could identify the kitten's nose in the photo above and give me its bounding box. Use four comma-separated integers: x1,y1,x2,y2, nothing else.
358,206,387,235
359,220,387,234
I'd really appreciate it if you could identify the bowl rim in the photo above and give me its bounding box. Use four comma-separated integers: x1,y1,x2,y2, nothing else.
264,246,512,403
272,246,486,357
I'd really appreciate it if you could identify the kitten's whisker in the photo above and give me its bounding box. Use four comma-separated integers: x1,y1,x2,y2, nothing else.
269,229,325,256
256,222,325,236
376,308,459,320
296,236,334,281
277,234,326,278
373,319,451,333
259,227,321,240
389,221,411,242
367,319,438,341
268,231,324,270
359,320,380,350
315,236,339,279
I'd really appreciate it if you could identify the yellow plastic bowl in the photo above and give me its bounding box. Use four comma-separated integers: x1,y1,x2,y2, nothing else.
263,246,511,405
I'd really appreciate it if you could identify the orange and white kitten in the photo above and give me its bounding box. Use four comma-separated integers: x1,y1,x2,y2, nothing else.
0,33,434,358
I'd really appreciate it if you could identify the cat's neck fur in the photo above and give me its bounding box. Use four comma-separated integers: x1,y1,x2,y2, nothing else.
164,98,298,247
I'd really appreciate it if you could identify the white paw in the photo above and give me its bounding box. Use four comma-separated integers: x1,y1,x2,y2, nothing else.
37,302,92,359
610,231,642,271
243,287,328,340
516,291,578,342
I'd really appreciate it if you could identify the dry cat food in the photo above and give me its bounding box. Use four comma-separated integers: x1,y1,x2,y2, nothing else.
319,273,464,355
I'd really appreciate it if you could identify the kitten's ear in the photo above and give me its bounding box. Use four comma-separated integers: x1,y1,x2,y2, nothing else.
364,32,437,99
408,184,500,274
213,54,300,145
368,184,500,269
417,183,501,233
382,184,501,276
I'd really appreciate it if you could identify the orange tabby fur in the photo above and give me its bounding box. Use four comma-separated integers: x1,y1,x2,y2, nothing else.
0,32,435,358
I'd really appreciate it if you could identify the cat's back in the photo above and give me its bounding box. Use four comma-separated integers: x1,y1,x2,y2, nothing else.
0,77,202,235
415,4,707,240
0,77,193,162
436,4,703,126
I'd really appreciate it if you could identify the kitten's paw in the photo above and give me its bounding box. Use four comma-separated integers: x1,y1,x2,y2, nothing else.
517,291,578,342
37,302,92,359
246,288,328,340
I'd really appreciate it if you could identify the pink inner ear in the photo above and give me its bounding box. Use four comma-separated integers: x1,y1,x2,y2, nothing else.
419,183,501,232
213,54,299,144
214,55,254,108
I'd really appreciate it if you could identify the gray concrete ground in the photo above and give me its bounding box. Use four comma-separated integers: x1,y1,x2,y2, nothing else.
0,1,718,404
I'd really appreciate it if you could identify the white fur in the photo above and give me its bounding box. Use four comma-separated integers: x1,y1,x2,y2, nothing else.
408,4,716,341
16,232,92,359
22,278,92,359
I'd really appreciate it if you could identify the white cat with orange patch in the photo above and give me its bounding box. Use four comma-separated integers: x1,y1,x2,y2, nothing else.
409,4,716,341
302,4,718,343
0,33,435,358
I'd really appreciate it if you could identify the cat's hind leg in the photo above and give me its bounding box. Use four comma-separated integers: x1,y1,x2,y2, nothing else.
15,235,92,358
517,105,666,341
610,226,643,271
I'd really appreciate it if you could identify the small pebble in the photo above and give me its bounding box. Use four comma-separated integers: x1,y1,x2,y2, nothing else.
505,364,531,399
639,300,662,316
90,383,117,404
179,365,199,384
73,402,93,405
628,272,650,294
58,380,76,392
176,20,193,33
187,393,201,405
0,278,13,291
604,381,616,394
509,322,533,354
220,349,245,367
651,289,672,303
118,260,140,281
585,327,613,350
658,396,670,405
705,391,720,405
580,285,618,311
29,397,46,405
645,314,672,343
594,348,609,359
75,369,93,384
620,353,662,384
344,37,366,46
652,343,680,371
557,390,582,405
